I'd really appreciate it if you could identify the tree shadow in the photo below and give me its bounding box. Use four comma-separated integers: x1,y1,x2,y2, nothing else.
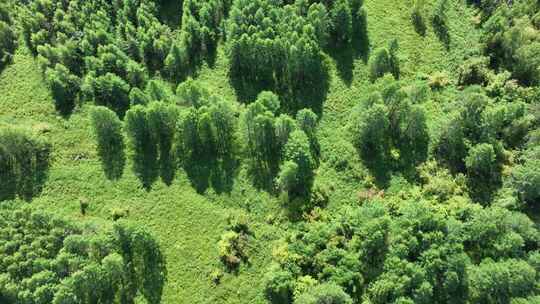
229,73,274,105
184,160,211,194
184,156,239,194
205,43,218,69
133,147,159,192
159,151,175,186
327,12,370,86
433,22,450,50
247,160,279,194
229,52,330,116
413,15,427,37
329,44,355,86
364,159,392,189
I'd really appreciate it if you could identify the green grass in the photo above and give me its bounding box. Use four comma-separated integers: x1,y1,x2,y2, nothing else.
0,0,481,303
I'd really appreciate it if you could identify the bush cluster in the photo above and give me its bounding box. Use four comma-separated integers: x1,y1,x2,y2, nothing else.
241,92,320,202
0,203,167,304
434,87,532,203
350,77,429,183
265,200,540,304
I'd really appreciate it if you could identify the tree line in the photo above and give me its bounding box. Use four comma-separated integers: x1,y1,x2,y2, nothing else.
0,203,167,304
227,0,368,112
91,84,320,206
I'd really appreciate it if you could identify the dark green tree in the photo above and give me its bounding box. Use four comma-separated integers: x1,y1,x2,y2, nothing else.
512,148,540,206
331,0,353,45
469,259,537,304
90,106,126,180
279,130,315,199
46,64,81,116
147,102,178,185
369,48,391,82
352,103,391,172
0,16,16,70
83,73,131,117
0,128,51,202
465,143,504,203
125,105,159,190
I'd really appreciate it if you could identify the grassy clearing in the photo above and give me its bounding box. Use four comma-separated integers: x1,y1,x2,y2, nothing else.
0,0,481,303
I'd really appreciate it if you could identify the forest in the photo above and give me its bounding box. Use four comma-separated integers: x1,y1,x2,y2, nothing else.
0,0,539,303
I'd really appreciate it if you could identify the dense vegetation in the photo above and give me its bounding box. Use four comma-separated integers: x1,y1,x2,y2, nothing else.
0,203,166,303
1,0,539,303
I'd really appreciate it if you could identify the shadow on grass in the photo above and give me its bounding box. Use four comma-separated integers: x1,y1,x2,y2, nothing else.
433,22,451,50
184,156,239,194
327,17,370,86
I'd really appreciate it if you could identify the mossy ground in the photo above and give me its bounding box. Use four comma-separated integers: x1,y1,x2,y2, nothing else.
0,1,480,303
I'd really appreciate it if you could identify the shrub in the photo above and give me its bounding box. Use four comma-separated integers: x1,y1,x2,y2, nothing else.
458,56,491,86
369,48,391,82
90,106,126,180
428,71,450,89
218,231,248,270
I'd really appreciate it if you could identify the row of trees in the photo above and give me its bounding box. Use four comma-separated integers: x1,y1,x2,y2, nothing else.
0,203,166,304
91,86,321,204
165,0,230,82
0,127,51,202
227,0,332,112
265,199,540,303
